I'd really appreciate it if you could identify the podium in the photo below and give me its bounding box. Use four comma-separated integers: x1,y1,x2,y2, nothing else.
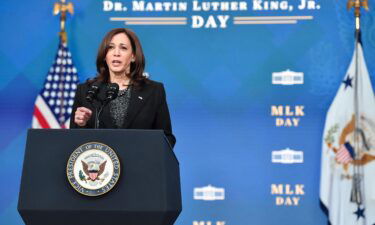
18,129,182,225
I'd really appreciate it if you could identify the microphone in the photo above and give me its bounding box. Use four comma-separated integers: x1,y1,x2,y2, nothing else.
86,81,101,102
105,83,119,102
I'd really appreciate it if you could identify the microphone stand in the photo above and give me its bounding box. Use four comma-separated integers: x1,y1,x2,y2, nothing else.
95,107,102,129
94,100,109,129
94,83,119,129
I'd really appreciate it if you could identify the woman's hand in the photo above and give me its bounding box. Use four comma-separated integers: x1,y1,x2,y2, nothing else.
74,107,92,127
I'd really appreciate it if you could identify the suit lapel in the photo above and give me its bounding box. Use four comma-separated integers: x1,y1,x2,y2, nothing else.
122,85,151,128
100,101,116,128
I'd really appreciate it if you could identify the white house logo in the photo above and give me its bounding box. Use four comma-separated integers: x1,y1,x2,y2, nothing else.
193,185,225,201
66,142,121,196
272,148,304,164
193,221,226,225
272,69,304,85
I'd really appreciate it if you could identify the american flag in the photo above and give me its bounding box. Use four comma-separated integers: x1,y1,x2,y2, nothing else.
32,41,79,128
335,142,355,164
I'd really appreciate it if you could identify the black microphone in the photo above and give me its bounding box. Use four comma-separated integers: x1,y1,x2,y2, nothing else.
86,81,102,102
105,83,119,102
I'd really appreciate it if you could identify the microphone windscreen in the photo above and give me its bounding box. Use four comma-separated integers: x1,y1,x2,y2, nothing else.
86,80,102,102
109,83,119,91
106,83,119,100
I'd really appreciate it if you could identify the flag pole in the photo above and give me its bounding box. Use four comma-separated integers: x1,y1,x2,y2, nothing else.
53,0,74,43
53,0,74,126
346,0,369,206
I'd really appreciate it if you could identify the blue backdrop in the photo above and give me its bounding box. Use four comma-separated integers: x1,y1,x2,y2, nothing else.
1,0,375,224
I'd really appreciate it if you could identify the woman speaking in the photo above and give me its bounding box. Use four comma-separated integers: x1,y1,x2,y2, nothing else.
70,28,176,147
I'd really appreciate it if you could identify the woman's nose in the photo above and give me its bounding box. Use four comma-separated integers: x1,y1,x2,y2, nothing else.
113,47,120,56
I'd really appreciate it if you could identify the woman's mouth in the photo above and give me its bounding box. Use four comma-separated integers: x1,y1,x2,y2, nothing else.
112,60,122,66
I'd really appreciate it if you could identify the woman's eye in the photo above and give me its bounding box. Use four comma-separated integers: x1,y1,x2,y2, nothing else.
108,46,115,50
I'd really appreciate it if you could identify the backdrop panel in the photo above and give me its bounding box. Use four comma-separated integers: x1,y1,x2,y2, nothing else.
1,0,375,224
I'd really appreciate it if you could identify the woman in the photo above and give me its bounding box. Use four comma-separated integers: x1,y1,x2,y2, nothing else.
70,28,176,147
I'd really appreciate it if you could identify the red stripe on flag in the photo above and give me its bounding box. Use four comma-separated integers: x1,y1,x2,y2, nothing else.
34,106,51,128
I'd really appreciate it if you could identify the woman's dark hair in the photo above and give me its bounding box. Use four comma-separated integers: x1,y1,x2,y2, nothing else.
95,28,147,87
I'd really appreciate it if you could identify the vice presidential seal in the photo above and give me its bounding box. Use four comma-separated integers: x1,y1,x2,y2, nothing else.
66,142,120,196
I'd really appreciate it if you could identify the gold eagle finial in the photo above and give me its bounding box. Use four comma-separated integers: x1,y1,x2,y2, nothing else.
347,0,369,30
53,0,74,43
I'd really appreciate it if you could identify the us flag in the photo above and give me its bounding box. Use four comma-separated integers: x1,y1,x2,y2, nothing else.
32,41,79,128
335,142,354,164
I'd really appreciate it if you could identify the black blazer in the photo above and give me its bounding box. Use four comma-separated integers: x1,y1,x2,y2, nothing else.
70,80,176,148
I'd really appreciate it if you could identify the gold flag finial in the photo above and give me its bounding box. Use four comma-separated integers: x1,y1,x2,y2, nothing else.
53,0,74,43
347,0,369,30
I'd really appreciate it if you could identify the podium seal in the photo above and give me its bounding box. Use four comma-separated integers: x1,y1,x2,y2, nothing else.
66,142,121,196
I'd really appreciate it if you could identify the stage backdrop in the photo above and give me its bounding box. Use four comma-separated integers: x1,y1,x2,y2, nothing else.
1,0,375,224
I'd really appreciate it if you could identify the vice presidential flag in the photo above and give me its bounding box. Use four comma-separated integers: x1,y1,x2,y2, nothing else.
32,41,79,128
320,42,375,225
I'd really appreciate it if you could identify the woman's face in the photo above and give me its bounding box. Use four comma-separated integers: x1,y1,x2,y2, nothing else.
105,32,134,76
